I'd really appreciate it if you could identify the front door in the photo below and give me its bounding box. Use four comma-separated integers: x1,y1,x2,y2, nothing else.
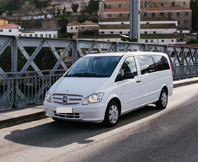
115,56,142,113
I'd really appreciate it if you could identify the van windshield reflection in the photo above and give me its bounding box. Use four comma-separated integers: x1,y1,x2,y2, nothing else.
65,56,121,77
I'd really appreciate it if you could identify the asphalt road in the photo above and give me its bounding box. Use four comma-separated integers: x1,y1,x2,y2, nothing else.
1,83,198,162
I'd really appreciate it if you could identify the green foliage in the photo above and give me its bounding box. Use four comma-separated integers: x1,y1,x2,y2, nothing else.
34,0,50,8
71,3,79,13
86,0,99,14
62,6,66,15
34,0,42,8
75,15,98,23
187,39,198,44
0,0,51,14
57,18,69,37
57,7,61,16
191,1,198,32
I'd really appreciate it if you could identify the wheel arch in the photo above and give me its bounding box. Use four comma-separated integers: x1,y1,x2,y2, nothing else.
161,84,168,94
162,85,168,94
108,97,122,115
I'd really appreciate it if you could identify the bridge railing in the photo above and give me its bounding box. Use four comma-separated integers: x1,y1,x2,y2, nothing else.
0,35,198,109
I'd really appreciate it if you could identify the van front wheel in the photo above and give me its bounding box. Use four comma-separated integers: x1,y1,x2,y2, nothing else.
103,101,120,127
156,89,168,109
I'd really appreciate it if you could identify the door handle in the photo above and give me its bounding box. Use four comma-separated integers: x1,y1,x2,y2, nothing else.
136,79,141,83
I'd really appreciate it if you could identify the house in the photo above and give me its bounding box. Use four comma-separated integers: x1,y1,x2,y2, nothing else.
0,23,58,38
67,21,99,38
101,0,192,29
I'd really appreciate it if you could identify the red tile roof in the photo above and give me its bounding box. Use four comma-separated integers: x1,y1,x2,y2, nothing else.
5,23,20,26
0,23,21,29
104,7,191,12
67,22,80,26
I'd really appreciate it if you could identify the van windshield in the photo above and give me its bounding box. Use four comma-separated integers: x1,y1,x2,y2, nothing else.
65,56,121,77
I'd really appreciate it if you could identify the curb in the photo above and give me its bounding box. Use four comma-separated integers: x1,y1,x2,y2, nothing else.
0,111,47,129
1,78,198,129
173,79,198,88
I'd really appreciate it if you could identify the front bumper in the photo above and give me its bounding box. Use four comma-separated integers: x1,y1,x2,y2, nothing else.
44,101,107,123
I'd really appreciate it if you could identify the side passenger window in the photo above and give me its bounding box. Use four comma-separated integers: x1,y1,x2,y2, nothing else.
115,56,137,82
125,57,138,76
138,56,156,75
154,55,170,71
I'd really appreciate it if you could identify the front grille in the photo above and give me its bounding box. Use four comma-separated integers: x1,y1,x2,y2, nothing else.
52,111,84,119
52,93,83,105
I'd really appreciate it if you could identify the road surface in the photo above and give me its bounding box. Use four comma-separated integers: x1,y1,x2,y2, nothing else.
1,83,198,162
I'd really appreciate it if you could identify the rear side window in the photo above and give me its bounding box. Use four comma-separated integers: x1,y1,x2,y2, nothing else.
138,56,156,75
154,55,170,71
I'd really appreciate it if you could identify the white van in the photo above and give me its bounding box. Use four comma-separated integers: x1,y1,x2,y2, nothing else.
44,52,173,126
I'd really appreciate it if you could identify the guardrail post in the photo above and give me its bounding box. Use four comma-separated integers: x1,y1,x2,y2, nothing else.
11,36,18,108
114,42,118,52
180,47,185,78
195,48,198,77
72,39,78,64
164,45,168,54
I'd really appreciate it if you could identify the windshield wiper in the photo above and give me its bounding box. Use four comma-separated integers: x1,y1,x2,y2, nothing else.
66,73,101,77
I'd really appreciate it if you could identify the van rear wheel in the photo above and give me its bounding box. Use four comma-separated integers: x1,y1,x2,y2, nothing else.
156,89,168,109
103,101,120,127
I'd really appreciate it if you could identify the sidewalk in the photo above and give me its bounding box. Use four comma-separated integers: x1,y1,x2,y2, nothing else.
1,77,198,129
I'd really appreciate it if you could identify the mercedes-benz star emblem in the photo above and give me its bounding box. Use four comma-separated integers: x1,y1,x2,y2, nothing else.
62,95,68,104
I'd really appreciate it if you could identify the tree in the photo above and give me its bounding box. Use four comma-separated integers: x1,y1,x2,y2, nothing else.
57,7,61,16
34,0,42,8
58,18,69,37
191,0,198,32
63,6,66,15
86,0,99,14
71,3,79,13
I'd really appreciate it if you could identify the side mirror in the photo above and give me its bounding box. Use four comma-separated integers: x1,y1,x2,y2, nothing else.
123,72,134,80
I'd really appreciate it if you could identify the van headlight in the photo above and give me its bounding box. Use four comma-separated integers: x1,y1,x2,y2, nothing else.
45,92,51,102
83,93,104,105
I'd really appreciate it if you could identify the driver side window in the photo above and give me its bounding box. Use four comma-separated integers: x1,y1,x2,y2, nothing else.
115,56,137,82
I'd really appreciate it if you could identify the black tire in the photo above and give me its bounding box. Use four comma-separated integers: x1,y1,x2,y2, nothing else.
103,101,120,127
156,89,168,109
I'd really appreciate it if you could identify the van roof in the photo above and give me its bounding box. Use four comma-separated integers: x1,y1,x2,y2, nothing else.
85,52,167,57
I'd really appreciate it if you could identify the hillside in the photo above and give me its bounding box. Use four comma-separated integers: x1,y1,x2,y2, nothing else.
0,0,99,38
0,0,91,15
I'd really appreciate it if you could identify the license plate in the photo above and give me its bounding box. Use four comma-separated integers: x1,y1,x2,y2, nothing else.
56,107,73,113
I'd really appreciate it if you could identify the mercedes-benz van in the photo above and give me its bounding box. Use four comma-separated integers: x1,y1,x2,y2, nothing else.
44,52,173,126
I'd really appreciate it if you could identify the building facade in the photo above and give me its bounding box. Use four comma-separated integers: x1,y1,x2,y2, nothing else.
0,18,8,26
104,0,190,9
67,21,99,36
101,0,191,29
0,23,58,38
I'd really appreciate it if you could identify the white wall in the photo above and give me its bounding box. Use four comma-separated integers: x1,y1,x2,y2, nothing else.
19,31,58,38
0,28,58,38
79,38,185,45
140,39,177,44
141,21,178,26
99,28,177,35
177,30,190,34
141,28,177,34
99,20,178,26
67,25,78,33
0,28,19,36
99,29,129,35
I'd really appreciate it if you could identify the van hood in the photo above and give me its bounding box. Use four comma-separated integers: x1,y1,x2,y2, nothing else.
50,77,109,97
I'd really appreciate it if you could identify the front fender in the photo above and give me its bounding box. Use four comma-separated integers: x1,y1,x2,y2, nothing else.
103,93,123,111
